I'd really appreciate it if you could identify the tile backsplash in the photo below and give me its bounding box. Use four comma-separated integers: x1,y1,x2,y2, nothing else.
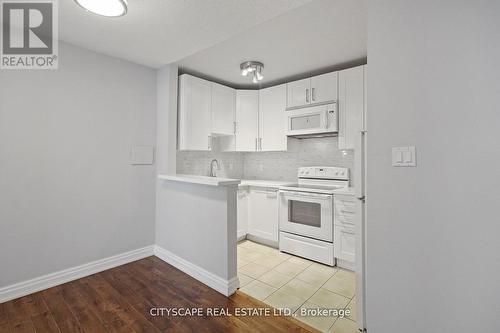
176,137,355,184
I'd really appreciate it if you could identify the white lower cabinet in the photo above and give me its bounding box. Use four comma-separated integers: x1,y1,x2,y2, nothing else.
247,187,279,246
237,188,248,240
334,225,355,263
334,194,358,269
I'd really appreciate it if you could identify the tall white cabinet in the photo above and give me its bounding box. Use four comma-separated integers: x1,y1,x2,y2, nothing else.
211,82,236,136
178,75,212,151
338,65,365,150
235,90,259,151
258,84,287,151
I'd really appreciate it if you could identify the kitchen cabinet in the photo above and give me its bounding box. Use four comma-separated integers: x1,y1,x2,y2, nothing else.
235,90,259,151
178,74,212,151
258,84,287,151
310,72,338,105
237,188,249,240
211,82,236,136
247,187,279,245
286,72,338,109
334,194,358,269
334,225,356,263
338,65,365,150
286,78,310,109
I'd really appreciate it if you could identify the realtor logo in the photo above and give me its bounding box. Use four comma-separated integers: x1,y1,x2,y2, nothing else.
1,0,58,69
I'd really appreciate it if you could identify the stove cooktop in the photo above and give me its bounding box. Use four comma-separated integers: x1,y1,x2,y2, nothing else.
279,184,346,194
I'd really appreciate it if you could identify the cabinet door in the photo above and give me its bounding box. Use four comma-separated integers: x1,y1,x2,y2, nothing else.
286,78,311,108
237,189,248,240
247,188,279,243
235,90,259,151
310,72,338,104
259,84,287,151
334,225,356,263
211,82,236,135
338,66,364,150
178,74,212,151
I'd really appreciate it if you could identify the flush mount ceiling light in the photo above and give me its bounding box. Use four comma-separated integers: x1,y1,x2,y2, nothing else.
240,61,264,84
75,0,128,17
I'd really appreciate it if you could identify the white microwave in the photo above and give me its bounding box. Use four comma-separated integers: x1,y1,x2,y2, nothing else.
285,102,338,137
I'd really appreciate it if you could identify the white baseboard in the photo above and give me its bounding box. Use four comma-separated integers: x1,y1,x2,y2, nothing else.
154,245,238,297
337,258,355,271
0,245,155,303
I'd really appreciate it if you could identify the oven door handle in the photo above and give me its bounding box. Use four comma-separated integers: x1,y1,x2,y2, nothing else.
279,190,332,200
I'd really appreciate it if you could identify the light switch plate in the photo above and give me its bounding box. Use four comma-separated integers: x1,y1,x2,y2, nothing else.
130,145,154,165
392,146,416,167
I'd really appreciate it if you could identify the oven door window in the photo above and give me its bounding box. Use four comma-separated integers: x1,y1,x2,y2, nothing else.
288,200,321,227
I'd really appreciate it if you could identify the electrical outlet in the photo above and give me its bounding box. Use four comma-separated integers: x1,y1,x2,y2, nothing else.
259,164,264,172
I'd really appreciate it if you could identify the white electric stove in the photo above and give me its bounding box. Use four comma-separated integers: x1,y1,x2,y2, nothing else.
278,166,350,266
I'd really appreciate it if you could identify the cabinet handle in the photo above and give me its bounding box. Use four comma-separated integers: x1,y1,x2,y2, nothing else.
255,138,258,151
312,87,316,102
208,135,212,150
324,111,329,129
233,121,237,134
259,138,262,150
306,89,310,103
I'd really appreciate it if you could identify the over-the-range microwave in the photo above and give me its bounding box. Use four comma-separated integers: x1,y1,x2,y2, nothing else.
286,102,338,138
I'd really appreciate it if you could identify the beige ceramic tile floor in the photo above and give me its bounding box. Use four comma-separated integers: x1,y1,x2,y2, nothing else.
238,239,358,333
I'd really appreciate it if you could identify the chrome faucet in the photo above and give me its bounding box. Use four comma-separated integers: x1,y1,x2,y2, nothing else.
209,159,219,177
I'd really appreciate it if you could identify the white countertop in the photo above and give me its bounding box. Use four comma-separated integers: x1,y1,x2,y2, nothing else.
331,187,356,196
239,179,296,189
158,174,241,187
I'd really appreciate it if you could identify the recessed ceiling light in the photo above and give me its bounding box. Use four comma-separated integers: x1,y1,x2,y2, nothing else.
75,0,128,17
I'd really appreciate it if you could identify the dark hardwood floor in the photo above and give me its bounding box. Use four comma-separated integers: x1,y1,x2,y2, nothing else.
0,257,317,333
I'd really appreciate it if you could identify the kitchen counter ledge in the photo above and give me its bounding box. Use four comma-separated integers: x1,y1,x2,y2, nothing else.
158,174,241,187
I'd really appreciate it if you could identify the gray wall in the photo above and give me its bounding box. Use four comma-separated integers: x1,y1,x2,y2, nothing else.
0,42,157,288
367,1,500,332
177,137,354,183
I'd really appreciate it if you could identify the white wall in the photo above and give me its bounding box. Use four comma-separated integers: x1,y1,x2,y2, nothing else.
367,1,500,332
0,42,157,288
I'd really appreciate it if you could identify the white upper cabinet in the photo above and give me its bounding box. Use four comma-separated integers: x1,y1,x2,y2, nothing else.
178,74,212,151
286,72,338,109
259,84,287,151
338,65,365,150
286,78,311,109
211,82,236,136
310,72,338,104
235,90,259,151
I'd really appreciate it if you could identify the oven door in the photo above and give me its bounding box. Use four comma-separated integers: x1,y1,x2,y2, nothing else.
279,190,333,242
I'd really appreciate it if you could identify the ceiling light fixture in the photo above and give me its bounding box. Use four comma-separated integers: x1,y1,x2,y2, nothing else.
240,61,264,84
75,0,128,17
